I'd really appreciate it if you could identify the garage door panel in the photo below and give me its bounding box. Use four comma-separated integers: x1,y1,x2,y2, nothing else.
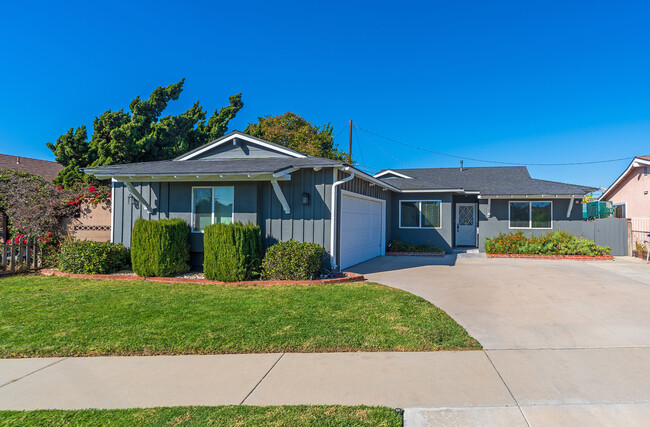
339,193,384,269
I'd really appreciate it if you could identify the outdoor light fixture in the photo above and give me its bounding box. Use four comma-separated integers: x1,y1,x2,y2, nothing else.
302,192,310,205
127,194,139,209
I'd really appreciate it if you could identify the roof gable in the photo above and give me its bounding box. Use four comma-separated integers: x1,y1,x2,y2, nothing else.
600,156,650,200
175,131,308,161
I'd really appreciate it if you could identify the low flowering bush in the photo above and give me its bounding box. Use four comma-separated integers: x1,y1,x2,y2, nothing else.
387,238,443,253
59,239,130,274
0,169,110,240
484,230,611,256
262,240,324,280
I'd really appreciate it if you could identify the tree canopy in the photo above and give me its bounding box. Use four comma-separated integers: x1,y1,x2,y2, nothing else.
47,79,243,187
244,112,351,162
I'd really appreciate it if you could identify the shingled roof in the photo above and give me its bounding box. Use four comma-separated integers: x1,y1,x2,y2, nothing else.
82,157,344,177
375,166,595,196
0,154,62,182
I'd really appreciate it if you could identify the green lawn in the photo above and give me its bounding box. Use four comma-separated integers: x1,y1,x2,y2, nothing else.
0,406,402,426
0,275,480,357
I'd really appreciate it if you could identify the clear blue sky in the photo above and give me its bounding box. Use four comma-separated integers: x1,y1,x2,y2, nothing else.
1,0,649,189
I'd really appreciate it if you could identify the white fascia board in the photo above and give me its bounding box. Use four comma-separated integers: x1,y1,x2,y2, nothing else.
600,157,649,200
373,169,413,179
175,133,307,160
347,166,401,192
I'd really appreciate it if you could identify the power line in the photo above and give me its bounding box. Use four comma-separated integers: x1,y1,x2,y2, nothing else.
356,130,410,166
356,126,643,166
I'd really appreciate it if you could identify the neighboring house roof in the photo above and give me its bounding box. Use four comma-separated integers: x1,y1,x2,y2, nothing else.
600,156,650,200
375,166,595,196
0,154,63,182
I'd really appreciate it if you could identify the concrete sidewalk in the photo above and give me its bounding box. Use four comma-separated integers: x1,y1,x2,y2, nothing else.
2,348,649,425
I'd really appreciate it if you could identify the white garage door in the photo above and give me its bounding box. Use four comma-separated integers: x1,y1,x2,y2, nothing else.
339,192,385,269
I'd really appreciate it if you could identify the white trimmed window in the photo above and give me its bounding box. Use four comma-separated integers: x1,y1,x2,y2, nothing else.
192,187,234,232
399,200,441,228
613,203,626,218
509,201,552,229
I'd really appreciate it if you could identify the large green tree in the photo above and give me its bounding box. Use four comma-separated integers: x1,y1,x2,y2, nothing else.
244,112,351,162
47,79,243,187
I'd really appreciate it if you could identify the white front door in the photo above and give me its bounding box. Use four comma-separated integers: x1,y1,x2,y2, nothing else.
455,203,477,246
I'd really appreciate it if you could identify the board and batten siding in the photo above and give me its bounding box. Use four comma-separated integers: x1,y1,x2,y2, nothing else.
111,168,338,267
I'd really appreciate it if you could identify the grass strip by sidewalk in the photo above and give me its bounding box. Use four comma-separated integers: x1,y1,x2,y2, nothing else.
0,405,402,426
0,275,480,357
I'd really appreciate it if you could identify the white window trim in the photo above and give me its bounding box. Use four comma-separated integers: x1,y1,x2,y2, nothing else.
399,200,442,229
613,202,627,218
508,200,553,230
191,186,235,233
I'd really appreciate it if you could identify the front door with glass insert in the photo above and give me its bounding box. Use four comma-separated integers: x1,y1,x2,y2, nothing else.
455,203,477,246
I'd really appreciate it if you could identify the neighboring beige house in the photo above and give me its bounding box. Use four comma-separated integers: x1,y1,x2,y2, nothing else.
600,156,650,218
600,156,650,252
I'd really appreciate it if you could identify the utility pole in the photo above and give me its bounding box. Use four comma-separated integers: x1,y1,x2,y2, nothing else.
348,119,353,158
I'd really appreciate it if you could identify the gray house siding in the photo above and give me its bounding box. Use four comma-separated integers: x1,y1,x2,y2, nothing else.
477,199,629,255
259,167,334,252
191,141,291,160
112,168,338,267
389,192,454,252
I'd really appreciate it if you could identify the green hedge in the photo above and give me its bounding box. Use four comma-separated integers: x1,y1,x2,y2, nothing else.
262,240,324,280
131,218,190,277
59,240,130,274
387,238,443,253
484,230,611,256
203,222,262,282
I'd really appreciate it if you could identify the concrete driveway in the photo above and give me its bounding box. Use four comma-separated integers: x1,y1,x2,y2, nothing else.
349,255,650,350
350,255,650,425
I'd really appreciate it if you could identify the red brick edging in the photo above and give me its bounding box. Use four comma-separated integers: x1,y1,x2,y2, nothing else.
486,254,614,261
386,251,446,257
40,269,365,286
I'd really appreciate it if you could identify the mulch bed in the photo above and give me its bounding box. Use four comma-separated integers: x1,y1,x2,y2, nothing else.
487,254,614,261
386,251,446,257
40,269,365,286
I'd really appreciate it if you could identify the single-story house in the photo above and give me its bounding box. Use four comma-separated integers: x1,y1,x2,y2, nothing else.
83,131,596,269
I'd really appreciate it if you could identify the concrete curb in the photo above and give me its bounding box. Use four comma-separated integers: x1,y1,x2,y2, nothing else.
386,251,446,257
39,269,365,286
486,254,614,261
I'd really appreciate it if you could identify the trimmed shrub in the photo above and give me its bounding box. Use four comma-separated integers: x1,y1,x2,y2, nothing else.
484,230,611,256
59,239,130,274
203,222,262,282
131,218,190,277
387,238,443,253
262,240,324,280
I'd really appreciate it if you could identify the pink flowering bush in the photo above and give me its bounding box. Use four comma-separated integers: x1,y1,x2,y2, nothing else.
0,169,110,240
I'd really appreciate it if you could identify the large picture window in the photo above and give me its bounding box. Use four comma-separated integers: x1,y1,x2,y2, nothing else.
509,201,552,229
192,187,234,232
399,200,441,228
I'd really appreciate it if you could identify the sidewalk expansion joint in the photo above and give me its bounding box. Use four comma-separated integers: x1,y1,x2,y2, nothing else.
483,350,531,427
239,353,284,405
0,357,68,389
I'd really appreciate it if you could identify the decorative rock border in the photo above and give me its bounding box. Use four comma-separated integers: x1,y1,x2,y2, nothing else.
40,269,365,286
386,251,446,257
486,254,614,261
